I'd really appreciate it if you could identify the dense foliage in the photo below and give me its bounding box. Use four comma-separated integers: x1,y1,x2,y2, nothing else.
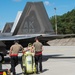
50,9,75,34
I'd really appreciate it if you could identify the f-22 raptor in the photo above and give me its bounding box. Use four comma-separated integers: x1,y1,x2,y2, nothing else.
0,2,75,56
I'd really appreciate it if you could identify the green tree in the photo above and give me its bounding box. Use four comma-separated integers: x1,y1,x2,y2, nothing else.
50,9,75,34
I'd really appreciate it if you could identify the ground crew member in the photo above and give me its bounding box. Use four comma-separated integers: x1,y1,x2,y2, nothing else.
26,43,34,52
9,40,24,75
33,37,43,74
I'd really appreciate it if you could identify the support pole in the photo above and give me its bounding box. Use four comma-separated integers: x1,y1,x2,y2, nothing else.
54,7,57,35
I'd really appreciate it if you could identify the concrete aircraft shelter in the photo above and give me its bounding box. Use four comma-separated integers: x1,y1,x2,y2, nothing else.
13,2,54,35
2,22,13,33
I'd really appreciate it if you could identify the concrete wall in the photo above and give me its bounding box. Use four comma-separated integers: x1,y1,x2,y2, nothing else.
47,38,75,46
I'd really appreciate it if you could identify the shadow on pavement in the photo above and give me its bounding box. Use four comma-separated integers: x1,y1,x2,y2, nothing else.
16,69,49,75
42,54,75,62
42,69,49,73
3,54,75,63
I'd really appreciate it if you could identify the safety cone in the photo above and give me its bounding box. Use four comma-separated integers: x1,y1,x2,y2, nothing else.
3,71,7,75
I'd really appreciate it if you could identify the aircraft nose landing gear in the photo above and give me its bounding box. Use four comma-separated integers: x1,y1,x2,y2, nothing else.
0,53,8,75
0,53,4,69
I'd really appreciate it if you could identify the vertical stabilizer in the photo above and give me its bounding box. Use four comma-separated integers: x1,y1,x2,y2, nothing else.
2,22,13,33
11,11,22,34
13,2,54,35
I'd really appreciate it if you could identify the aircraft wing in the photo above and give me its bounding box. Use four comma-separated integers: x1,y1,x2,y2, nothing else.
0,33,75,41
41,34,75,38
0,33,75,51
0,34,43,41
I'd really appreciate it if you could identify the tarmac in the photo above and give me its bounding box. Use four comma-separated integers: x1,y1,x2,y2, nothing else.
2,46,75,75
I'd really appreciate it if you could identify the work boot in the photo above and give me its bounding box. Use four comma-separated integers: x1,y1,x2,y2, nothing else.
11,72,13,75
13,72,16,75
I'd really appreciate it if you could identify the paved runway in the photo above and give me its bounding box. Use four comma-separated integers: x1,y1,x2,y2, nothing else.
2,46,75,75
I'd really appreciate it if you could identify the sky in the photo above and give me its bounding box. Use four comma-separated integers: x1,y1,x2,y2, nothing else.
0,0,75,30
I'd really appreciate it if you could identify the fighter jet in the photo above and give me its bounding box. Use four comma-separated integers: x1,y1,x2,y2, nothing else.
0,2,75,56
0,2,53,50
